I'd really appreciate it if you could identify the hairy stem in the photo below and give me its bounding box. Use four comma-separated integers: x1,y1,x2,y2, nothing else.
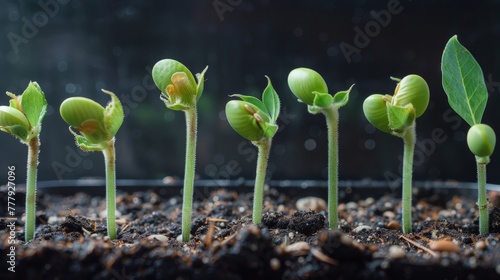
182,107,197,242
252,137,272,224
102,139,117,240
322,106,339,229
476,159,488,234
25,136,39,242
401,123,416,234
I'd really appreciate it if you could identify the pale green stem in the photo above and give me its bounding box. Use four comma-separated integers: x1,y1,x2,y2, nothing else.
25,136,39,242
182,107,197,242
476,159,488,234
251,137,272,224
401,123,416,234
102,139,117,240
321,106,339,229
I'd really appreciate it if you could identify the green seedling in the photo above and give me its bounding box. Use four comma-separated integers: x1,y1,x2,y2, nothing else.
152,59,208,242
225,76,280,224
59,90,124,240
442,35,495,234
288,68,353,229
363,74,430,234
0,82,47,242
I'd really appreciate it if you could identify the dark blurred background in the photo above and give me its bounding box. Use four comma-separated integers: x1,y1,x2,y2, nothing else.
0,0,499,185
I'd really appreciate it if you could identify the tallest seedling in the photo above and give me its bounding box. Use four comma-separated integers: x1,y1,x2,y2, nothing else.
442,35,495,234
288,68,353,229
152,59,208,242
0,82,47,242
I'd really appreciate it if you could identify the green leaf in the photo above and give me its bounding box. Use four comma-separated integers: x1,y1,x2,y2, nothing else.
229,94,267,114
333,84,354,108
441,35,488,126
196,66,209,101
69,128,104,151
386,103,416,133
20,81,47,126
102,89,124,139
262,76,280,122
312,92,333,107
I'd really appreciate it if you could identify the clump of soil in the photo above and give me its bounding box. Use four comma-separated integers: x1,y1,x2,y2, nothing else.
1,184,500,280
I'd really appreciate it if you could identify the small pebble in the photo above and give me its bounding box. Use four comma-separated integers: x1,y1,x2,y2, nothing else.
353,225,372,233
386,221,402,230
475,240,487,251
288,232,295,240
383,211,396,219
148,234,169,242
270,258,280,271
346,202,358,210
284,241,310,253
388,245,406,260
296,197,327,212
429,240,460,253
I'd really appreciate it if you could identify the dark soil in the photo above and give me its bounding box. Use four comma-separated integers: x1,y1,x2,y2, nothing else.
1,182,500,280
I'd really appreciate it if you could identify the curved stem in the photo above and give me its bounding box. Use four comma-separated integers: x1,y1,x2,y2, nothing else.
401,123,416,234
476,159,488,234
102,139,117,240
252,137,272,224
322,106,339,229
25,136,39,242
182,107,197,242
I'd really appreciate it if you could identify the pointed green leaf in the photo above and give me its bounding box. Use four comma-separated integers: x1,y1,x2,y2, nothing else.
69,128,104,151
229,94,267,114
262,76,280,123
386,103,416,133
0,124,28,141
196,66,209,101
333,84,354,108
441,35,488,126
312,91,333,108
102,89,124,139
261,123,278,138
20,81,47,126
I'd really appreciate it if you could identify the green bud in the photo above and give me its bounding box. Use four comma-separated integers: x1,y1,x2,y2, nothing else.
288,68,329,106
363,94,391,133
60,90,123,147
467,123,496,157
392,74,429,118
152,59,208,110
225,100,277,141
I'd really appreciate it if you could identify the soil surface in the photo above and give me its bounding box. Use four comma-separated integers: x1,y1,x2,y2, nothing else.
1,182,500,280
